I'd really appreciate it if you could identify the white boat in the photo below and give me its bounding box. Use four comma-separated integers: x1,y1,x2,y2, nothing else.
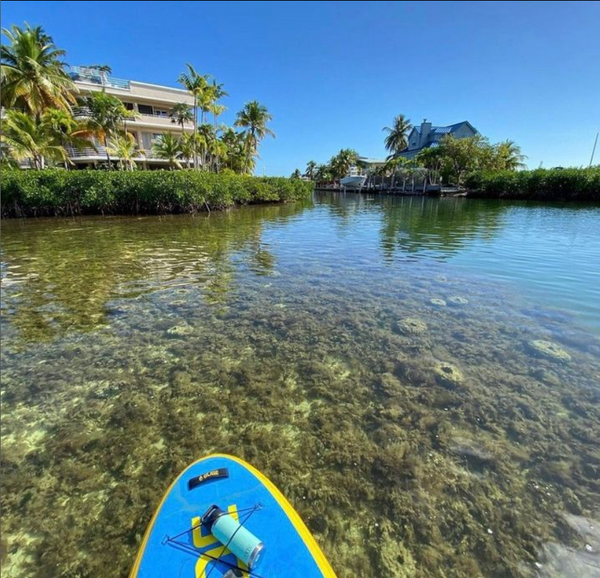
340,166,367,190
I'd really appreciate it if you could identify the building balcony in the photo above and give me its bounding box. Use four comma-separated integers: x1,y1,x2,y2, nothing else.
69,66,130,91
134,113,192,129
66,145,191,164
71,108,192,131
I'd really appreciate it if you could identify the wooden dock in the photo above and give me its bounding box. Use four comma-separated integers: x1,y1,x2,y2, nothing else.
314,183,465,197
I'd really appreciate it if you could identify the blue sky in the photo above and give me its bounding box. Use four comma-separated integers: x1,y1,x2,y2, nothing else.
2,1,599,175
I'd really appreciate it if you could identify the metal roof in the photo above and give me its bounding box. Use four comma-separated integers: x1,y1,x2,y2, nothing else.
413,121,475,134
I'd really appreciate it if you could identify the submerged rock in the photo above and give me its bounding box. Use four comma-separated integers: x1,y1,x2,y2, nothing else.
396,317,428,335
448,296,469,305
434,361,464,388
529,340,571,362
166,324,194,337
430,298,447,307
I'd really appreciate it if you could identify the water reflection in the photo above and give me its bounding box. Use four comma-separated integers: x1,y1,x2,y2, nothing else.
1,203,307,344
316,192,505,261
378,195,503,260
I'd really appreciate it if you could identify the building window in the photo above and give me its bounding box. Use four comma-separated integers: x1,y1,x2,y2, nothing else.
138,104,153,115
123,102,134,111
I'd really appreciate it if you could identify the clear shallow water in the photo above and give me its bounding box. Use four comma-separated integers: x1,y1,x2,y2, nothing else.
1,195,599,577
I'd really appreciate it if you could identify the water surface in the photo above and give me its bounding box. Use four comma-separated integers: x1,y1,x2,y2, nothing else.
2,195,599,577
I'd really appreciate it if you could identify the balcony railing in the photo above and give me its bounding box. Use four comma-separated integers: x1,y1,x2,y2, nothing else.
69,66,131,91
140,111,169,119
66,146,191,163
72,108,190,128
137,113,178,125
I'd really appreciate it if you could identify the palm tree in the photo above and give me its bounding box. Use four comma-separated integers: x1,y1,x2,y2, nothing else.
83,90,135,165
1,23,77,116
415,147,444,185
234,101,275,174
1,109,70,169
152,133,183,169
314,164,333,183
304,160,317,180
210,138,228,173
179,133,198,168
178,64,208,169
383,114,412,157
291,169,301,179
198,123,227,173
1,141,20,169
44,108,95,166
198,88,214,126
220,127,246,173
107,133,142,170
381,156,410,189
211,108,227,170
330,149,359,181
415,147,442,169
211,103,226,130
495,140,527,170
169,103,193,136
208,79,228,126
195,123,215,170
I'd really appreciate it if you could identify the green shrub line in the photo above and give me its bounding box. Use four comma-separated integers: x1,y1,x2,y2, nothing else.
464,167,600,202
0,169,314,217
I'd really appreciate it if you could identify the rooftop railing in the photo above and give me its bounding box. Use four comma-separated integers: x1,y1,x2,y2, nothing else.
69,66,131,90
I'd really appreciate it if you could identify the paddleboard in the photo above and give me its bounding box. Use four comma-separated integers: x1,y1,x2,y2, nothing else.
130,454,335,577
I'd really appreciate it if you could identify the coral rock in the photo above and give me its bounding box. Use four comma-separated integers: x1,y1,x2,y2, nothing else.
434,361,464,388
529,340,571,362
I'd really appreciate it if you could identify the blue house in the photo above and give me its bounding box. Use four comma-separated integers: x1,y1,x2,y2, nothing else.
398,120,479,160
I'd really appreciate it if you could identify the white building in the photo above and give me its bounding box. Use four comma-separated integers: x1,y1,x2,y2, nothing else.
398,120,479,160
68,66,195,168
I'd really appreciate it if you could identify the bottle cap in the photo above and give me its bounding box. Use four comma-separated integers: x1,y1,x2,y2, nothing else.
201,504,225,532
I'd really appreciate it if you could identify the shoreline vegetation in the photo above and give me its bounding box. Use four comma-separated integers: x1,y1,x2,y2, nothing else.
0,169,313,217
465,167,600,202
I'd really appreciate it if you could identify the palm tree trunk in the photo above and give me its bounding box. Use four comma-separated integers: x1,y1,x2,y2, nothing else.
179,120,186,166
215,114,221,173
104,135,111,167
193,96,198,170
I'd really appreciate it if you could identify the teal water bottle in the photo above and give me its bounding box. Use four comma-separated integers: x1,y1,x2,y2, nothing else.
202,505,264,568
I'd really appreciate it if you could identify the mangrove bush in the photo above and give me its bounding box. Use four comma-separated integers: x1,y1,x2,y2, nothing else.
1,169,313,217
464,167,600,202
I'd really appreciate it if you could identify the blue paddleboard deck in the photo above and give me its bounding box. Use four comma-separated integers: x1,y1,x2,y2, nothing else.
130,454,335,577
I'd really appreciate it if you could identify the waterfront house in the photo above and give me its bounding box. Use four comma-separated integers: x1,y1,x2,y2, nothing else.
68,66,195,168
397,120,479,160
